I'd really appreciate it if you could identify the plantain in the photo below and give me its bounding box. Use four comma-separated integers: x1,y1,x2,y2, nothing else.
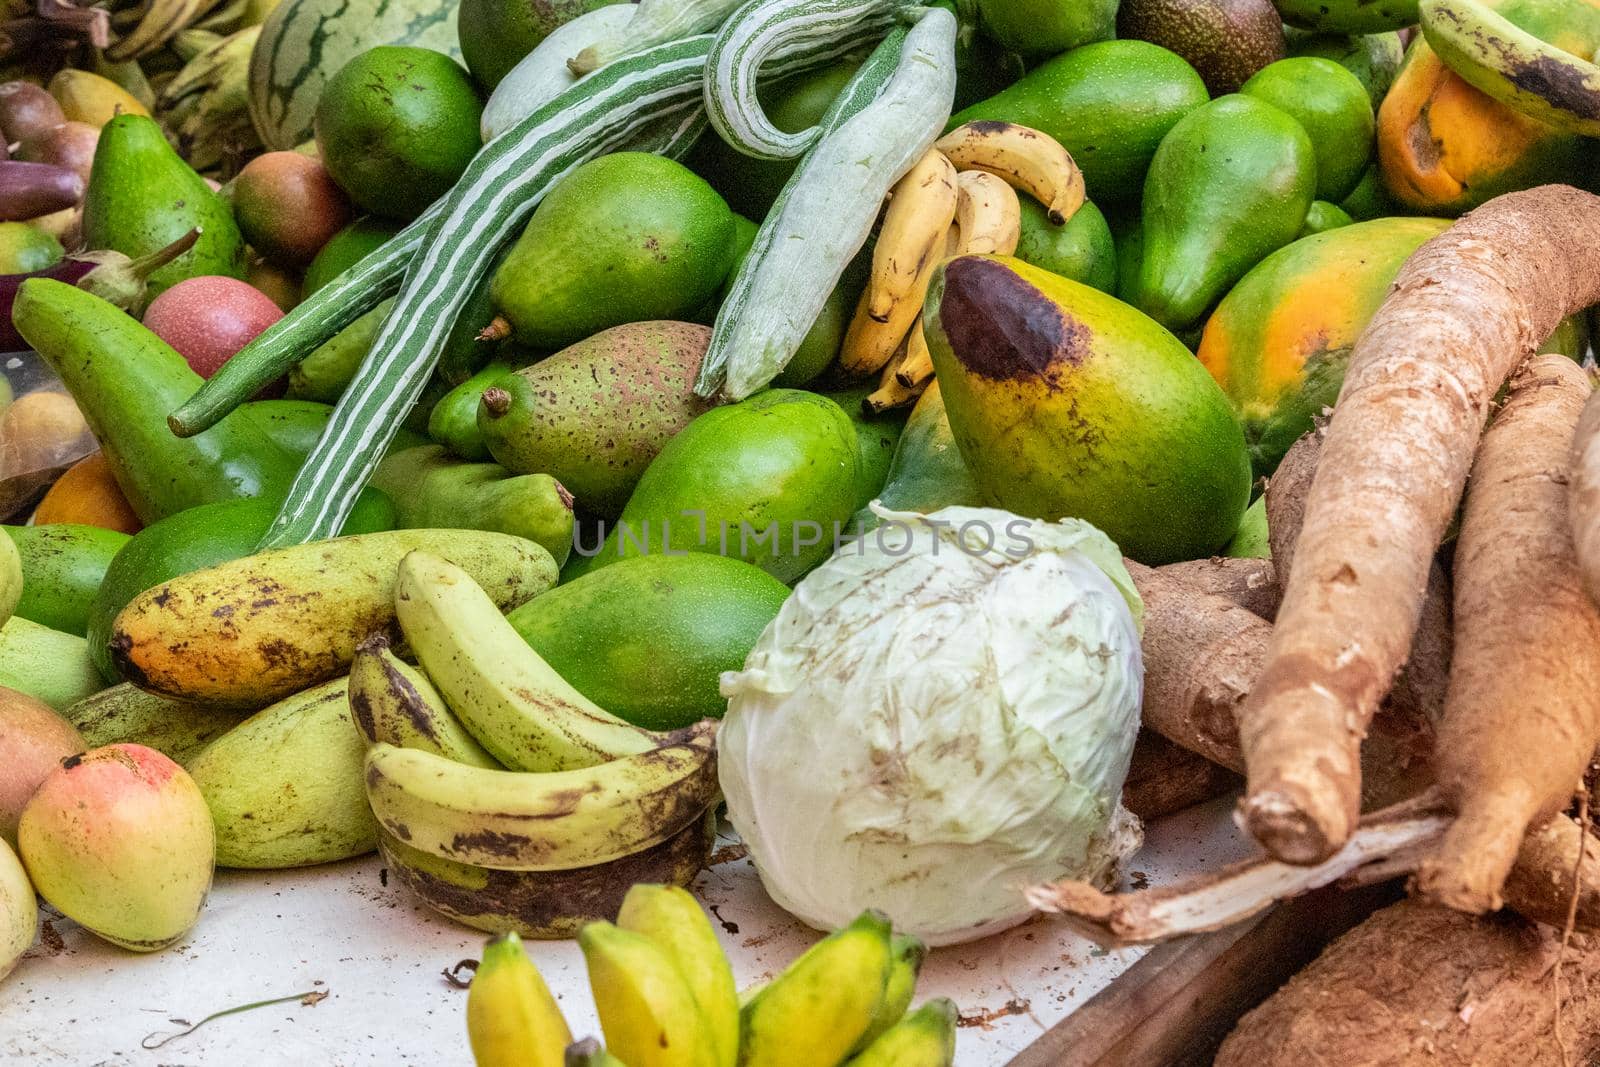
952,170,1022,256
935,121,1085,226
108,0,227,60
347,633,501,768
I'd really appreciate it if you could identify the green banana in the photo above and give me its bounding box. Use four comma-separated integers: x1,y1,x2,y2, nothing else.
63,682,246,767
565,1039,629,1067
363,728,719,871
347,633,501,768
617,884,740,1067
740,911,895,1067
466,932,571,1067
1420,0,1600,135
393,551,657,772
845,999,958,1067
853,934,928,1052
159,25,262,172
580,921,720,1067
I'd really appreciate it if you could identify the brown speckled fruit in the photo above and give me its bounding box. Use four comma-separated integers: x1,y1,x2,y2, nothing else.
1118,0,1287,95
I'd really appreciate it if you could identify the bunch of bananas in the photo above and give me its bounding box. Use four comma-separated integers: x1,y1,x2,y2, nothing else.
840,120,1085,414
357,550,723,939
466,885,960,1067
157,24,260,173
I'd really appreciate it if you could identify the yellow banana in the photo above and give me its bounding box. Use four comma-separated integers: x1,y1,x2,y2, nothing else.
580,921,719,1067
934,121,1086,226
863,149,958,323
894,323,935,390
347,633,501,768
0,837,36,980
740,910,894,1067
846,998,957,1067
617,884,739,1067
952,170,1022,256
363,728,719,871
468,931,572,1067
393,551,656,772
866,338,927,414
852,933,927,1052
842,249,942,377
564,1038,629,1067
108,0,225,60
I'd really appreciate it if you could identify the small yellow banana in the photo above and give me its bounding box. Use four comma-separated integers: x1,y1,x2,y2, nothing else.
864,149,958,323
580,921,720,1067
935,121,1086,226
740,910,894,1067
617,884,739,1067
852,933,927,1052
842,250,942,377
846,998,957,1067
0,837,36,980
468,932,572,1067
865,338,926,414
895,325,935,390
952,170,1022,257
347,633,501,768
564,1038,629,1067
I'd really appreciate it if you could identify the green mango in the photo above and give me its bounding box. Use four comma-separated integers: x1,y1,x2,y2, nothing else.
0,616,103,710
85,490,396,683
950,40,1210,204
849,381,980,535
926,256,1251,564
370,445,574,566
508,554,789,731
1287,30,1406,106
490,153,737,351
1224,496,1270,559
3,524,129,636
1133,94,1317,333
478,321,715,517
428,360,516,460
976,0,1116,59
80,115,245,301
1299,200,1355,236
457,0,627,90
1015,198,1116,294
1276,0,1418,33
566,390,861,584
1112,213,1145,304
302,217,401,297
65,683,246,767
243,397,428,458
822,385,908,511
14,279,301,524
1242,57,1375,202
1339,163,1406,220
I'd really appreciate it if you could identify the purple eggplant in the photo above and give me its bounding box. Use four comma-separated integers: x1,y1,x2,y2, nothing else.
0,161,83,222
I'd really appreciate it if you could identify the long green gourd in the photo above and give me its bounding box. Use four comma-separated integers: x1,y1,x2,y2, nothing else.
704,0,903,161
697,7,959,400
570,0,747,73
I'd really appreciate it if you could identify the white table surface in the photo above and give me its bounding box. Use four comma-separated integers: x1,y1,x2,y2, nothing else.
4,797,1252,1066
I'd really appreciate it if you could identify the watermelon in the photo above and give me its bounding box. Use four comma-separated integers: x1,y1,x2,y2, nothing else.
248,0,464,151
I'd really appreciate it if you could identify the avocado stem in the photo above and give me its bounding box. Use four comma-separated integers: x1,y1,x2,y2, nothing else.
480,386,512,418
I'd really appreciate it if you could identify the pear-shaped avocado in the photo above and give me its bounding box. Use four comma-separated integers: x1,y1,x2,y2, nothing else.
1116,0,1287,95
80,115,245,302
1132,94,1316,333
925,256,1251,564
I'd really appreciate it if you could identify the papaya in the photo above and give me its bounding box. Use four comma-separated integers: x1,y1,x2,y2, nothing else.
478,321,715,517
1196,216,1452,476
849,381,981,534
1015,198,1116,294
926,256,1252,564
508,554,790,731
821,385,907,511
1133,94,1317,333
566,390,861,584
1376,38,1598,216
80,115,245,300
949,40,1209,204
370,445,575,566
14,279,301,524
31,452,142,534
3,524,129,636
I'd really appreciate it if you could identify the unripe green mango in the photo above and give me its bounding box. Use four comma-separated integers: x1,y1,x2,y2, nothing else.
822,385,907,512
975,0,1116,59
3,523,130,636
566,390,861,584
1015,198,1117,295
509,554,789,731
244,397,429,459
0,617,103,710
1242,57,1375,202
1133,94,1317,333
848,381,981,536
926,256,1252,564
187,677,375,868
1286,30,1405,106
65,683,246,768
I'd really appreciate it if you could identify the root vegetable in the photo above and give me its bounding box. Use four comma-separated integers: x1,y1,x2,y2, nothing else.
1121,730,1240,821
1263,423,1324,579
1570,387,1600,610
1416,355,1600,914
1235,185,1600,865
1153,556,1280,619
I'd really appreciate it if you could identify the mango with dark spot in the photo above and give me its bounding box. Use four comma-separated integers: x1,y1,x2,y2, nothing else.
64,682,244,768
1196,216,1452,477
925,256,1251,564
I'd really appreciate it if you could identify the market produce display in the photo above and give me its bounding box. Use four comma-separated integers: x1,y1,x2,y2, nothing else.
5,0,1600,1061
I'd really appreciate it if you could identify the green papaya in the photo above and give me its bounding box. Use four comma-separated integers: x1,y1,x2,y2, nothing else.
926,256,1252,564
975,0,1116,59
243,397,429,459
849,381,981,535
3,524,129,636
478,321,715,517
1133,94,1317,333
1015,198,1117,294
370,445,574,566
80,115,245,301
428,360,516,460
14,279,301,524
950,40,1210,204
822,385,908,512
508,554,789,731
566,390,861,583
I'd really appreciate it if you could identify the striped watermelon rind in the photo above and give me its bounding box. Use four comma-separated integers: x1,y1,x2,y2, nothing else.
248,0,464,151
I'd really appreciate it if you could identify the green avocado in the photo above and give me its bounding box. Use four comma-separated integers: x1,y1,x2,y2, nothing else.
976,0,1116,59
1242,57,1375,202
242,397,429,458
3,524,130,636
1287,29,1405,106
508,553,789,731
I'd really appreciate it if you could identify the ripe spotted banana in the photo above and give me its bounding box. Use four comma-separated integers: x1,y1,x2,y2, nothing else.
363,726,719,871
1419,0,1600,136
617,884,739,1067
580,921,720,1067
952,170,1022,257
863,149,958,324
739,910,894,1067
0,837,36,980
866,336,925,414
108,0,225,60
894,322,936,390
347,633,501,768
393,551,657,772
848,998,958,1067
467,931,571,1067
935,121,1086,226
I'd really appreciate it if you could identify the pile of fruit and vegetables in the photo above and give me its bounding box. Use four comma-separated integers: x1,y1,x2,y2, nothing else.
6,0,1600,1058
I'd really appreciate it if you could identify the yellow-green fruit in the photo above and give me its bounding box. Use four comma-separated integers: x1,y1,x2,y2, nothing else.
0,617,104,711
0,686,84,847
616,884,739,1067
848,998,958,1067
109,529,557,707
580,921,719,1067
18,743,213,952
0,836,35,979
0,530,19,629
186,678,376,868
1224,496,1270,558
63,683,245,768
466,931,570,1067
926,255,1251,564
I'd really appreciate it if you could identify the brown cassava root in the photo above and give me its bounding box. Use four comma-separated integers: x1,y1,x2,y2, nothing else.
1214,899,1600,1067
1571,385,1600,609
1152,556,1280,620
1235,186,1600,865
1417,356,1600,914
1264,422,1325,579
1120,730,1240,821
